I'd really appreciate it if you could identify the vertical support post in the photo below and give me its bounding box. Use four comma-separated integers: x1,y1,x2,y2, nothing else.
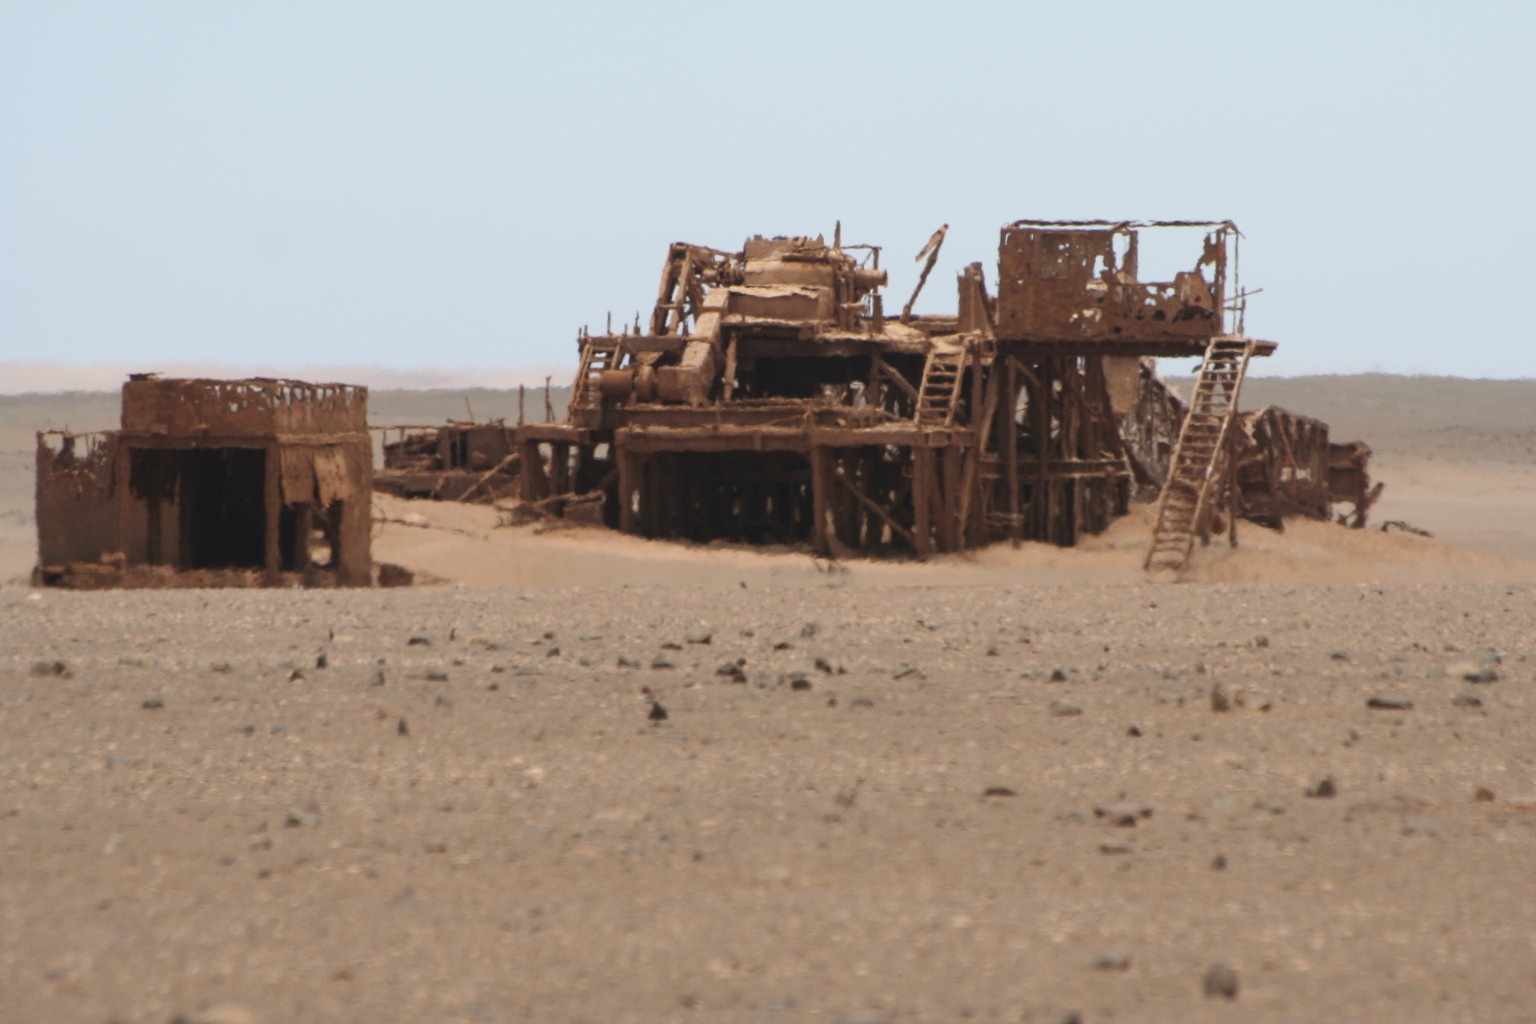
617,444,636,534
1003,358,1021,544
810,445,830,557
264,442,281,585
912,443,932,559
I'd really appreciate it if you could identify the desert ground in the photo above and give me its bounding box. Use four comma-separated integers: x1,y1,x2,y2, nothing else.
2,376,1535,1023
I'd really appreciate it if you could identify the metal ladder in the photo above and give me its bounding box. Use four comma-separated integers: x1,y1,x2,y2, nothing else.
1144,337,1255,573
570,335,623,414
914,346,967,425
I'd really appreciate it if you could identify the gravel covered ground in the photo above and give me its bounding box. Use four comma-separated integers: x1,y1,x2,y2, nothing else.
3,581,1534,1023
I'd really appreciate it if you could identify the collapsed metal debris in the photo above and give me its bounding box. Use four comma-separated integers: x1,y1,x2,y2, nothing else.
514,219,1376,568
35,376,373,588
374,421,520,503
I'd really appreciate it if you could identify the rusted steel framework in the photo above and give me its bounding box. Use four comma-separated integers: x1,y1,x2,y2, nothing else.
520,220,1290,558
35,376,372,588
1233,407,1382,529
375,421,520,503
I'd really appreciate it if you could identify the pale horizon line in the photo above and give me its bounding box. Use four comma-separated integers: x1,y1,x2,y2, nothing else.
1,360,1531,396
0,362,575,396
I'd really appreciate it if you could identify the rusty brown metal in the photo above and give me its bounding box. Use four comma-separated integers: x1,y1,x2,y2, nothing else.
35,376,373,588
374,421,520,502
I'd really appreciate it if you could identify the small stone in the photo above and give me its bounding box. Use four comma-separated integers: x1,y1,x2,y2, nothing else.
617,656,640,669
425,670,449,681
29,660,70,678
210,662,232,673
799,622,819,639
141,696,164,710
1447,661,1498,683
1203,963,1239,999
1210,682,1233,713
1098,842,1133,855
985,645,1000,657
1367,695,1413,710
660,641,682,651
813,657,834,675
773,640,795,651
789,676,812,691
397,718,409,736
315,652,328,669
288,669,305,682
716,660,747,683
1474,786,1496,802
1211,853,1228,870
434,694,453,708
1094,801,1153,826
648,701,669,723
545,646,560,657
982,786,1016,798
685,630,713,645
408,636,431,646
1330,650,1350,661
370,669,386,687
1452,693,1483,708
1090,951,1131,971
1306,777,1337,799
1049,668,1069,682
650,656,674,670
893,665,924,681
285,804,320,828
1049,700,1082,718
1126,725,1143,737
1254,635,1269,648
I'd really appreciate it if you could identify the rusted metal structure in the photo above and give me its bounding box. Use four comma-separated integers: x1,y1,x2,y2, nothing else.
35,376,372,588
374,421,520,503
520,220,1287,559
1232,407,1381,529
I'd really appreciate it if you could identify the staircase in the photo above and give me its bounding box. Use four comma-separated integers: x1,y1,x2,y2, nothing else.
569,335,623,416
650,243,695,337
914,346,967,425
1144,337,1256,573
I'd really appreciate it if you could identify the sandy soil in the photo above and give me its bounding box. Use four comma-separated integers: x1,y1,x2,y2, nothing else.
2,378,1535,1023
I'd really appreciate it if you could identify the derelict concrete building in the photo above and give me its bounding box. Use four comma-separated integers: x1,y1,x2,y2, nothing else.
36,376,372,587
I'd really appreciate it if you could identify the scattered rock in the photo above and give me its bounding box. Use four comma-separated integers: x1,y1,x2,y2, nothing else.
660,641,682,651
1330,650,1350,661
1448,661,1498,683
1452,693,1483,708
1306,777,1337,799
813,656,834,675
800,622,819,639
773,640,795,651
1203,963,1239,999
1254,635,1270,648
315,652,328,669
1094,801,1153,826
285,803,320,828
986,645,1000,657
650,656,675,670
685,630,713,645
1090,951,1131,971
648,700,669,723
408,636,431,647
288,669,305,682
434,694,453,708
1210,682,1234,713
1211,853,1228,871
1098,842,1133,855
1475,787,1496,802
1049,668,1069,682
29,660,70,678
617,656,641,669
1049,700,1082,718
141,696,164,710
370,669,386,687
893,665,924,681
1126,725,1143,737
397,718,409,736
982,786,1016,798
1367,695,1413,710
788,675,813,691
425,670,449,682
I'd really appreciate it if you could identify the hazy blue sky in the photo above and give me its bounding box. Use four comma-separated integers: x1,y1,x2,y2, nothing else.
3,1,1533,387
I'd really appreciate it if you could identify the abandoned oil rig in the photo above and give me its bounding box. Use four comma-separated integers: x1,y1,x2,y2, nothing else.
518,219,1376,568
33,218,1377,588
